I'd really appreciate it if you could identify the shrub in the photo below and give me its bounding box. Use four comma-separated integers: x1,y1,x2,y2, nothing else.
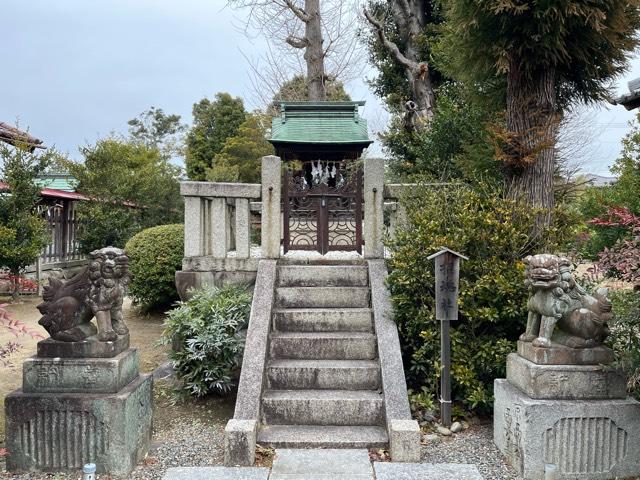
125,224,184,310
387,182,574,414
161,285,252,396
607,290,640,400
591,207,640,285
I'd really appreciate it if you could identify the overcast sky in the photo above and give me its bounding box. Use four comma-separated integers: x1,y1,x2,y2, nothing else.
2,0,639,176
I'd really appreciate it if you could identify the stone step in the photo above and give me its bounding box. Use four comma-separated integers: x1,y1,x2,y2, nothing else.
257,425,388,449
269,332,377,360
277,265,369,287
261,389,384,426
273,308,374,333
275,287,370,308
267,359,381,390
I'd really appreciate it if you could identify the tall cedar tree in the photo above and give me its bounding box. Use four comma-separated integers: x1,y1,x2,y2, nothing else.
446,0,640,222
185,93,246,180
0,141,52,298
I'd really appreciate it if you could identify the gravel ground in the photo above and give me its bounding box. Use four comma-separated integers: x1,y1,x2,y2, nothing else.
421,422,520,480
0,381,236,480
1,412,519,480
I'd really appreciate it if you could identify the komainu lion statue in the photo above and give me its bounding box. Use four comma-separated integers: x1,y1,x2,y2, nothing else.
519,254,612,349
37,247,130,342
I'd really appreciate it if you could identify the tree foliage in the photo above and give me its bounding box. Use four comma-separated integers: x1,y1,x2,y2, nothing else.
387,182,577,413
578,112,640,256
384,82,499,182
0,140,53,298
128,106,187,158
444,0,640,215
185,93,247,180
206,113,274,183
66,138,182,253
268,74,350,114
125,224,184,310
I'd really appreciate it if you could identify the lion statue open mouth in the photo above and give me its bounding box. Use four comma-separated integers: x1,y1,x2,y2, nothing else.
520,254,612,349
37,247,130,343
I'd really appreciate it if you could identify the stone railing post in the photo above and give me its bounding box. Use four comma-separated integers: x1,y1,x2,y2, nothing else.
261,156,281,259
210,197,229,258
364,157,385,258
184,196,204,257
235,198,251,259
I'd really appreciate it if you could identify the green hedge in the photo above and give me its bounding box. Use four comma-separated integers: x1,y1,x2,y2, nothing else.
387,182,574,415
125,224,184,310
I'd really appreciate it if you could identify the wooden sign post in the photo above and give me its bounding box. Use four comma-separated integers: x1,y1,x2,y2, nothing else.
427,247,468,428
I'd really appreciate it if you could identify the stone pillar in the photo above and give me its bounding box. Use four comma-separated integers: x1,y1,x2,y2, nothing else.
364,157,385,258
235,198,251,259
210,197,229,258
184,196,203,257
261,156,281,259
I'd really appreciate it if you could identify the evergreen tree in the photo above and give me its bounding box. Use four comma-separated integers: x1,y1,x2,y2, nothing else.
185,93,246,180
0,139,53,299
445,0,640,221
207,113,274,183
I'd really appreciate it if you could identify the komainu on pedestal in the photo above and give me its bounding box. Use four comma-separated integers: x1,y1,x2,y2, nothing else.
4,247,153,476
494,254,640,480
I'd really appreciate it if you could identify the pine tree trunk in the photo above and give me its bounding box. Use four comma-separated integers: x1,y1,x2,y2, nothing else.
305,0,326,101
505,64,558,228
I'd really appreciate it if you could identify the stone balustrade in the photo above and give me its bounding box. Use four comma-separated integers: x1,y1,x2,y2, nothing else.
181,181,261,260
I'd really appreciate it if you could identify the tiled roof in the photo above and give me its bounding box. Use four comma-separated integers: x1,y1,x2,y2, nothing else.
270,102,373,145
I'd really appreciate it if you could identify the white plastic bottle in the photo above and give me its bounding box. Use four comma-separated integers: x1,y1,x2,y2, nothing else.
82,463,96,480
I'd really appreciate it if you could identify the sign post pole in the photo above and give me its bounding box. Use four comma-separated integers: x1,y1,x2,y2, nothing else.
427,247,468,428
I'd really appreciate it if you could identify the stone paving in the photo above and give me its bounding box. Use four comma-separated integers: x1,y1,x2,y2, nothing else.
162,449,483,480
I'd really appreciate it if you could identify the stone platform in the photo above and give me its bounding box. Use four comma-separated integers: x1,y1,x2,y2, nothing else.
4,373,153,475
37,333,130,358
506,353,626,400
517,340,614,366
494,379,640,480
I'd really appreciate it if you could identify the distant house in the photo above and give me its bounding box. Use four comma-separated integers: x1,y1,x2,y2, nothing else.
584,174,617,187
613,78,640,110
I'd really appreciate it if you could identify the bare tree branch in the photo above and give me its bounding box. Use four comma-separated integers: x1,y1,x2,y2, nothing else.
286,35,310,48
284,0,310,22
363,8,419,71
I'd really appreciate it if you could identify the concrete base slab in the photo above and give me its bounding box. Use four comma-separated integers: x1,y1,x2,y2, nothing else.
517,340,614,365
163,466,270,480
506,353,626,400
23,348,139,394
270,448,373,479
4,374,153,476
373,462,483,480
494,378,640,480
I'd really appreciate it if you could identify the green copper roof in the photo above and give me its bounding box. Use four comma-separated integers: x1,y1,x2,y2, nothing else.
35,173,77,192
270,101,373,145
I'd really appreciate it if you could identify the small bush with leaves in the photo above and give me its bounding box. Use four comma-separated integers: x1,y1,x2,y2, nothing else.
387,182,575,414
607,290,640,400
161,284,252,397
125,224,184,310
590,207,640,285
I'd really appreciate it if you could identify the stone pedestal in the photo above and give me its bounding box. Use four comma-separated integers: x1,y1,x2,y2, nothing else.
4,339,153,476
495,349,640,480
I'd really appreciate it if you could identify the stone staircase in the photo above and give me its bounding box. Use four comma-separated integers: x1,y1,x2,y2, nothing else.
224,259,419,465
257,263,388,448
